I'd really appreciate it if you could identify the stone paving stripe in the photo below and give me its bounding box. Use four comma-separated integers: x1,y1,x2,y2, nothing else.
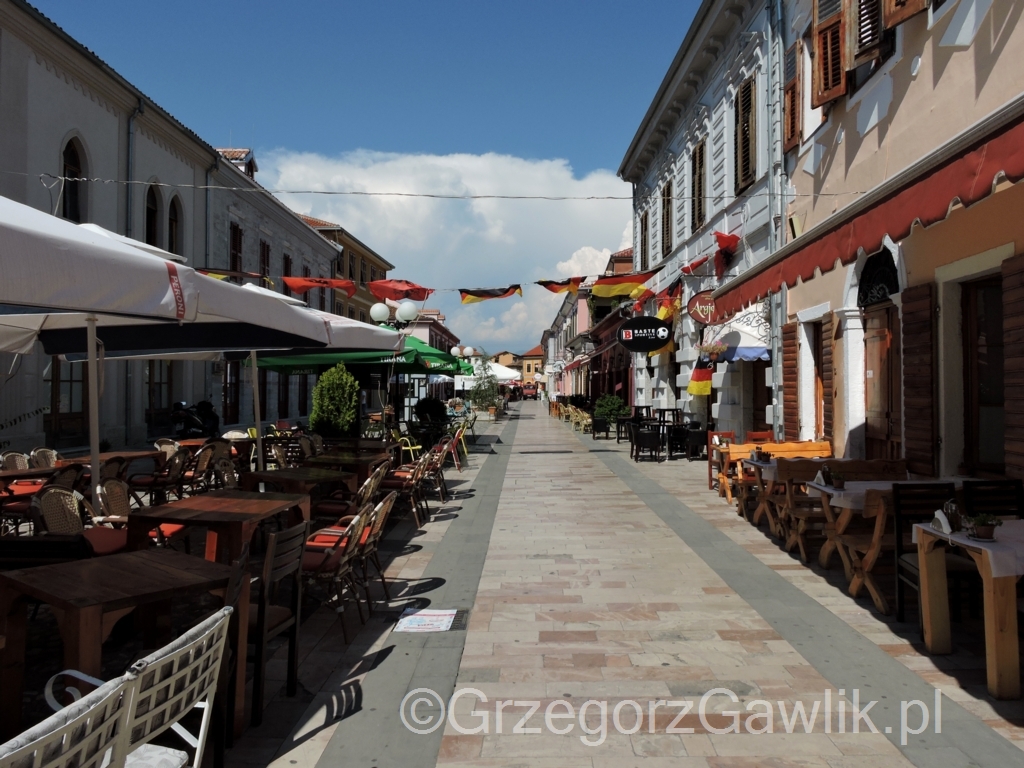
585,442,1023,768
314,412,520,768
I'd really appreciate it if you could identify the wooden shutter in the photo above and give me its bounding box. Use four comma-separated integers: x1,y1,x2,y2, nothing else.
690,142,706,234
883,0,928,30
812,0,846,107
661,181,673,259
1003,254,1024,479
639,212,649,271
782,322,800,440
847,0,884,70
901,284,937,476
734,78,756,193
783,42,803,153
822,313,834,439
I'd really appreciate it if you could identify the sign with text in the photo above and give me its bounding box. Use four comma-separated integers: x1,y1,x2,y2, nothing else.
616,316,673,353
686,291,718,325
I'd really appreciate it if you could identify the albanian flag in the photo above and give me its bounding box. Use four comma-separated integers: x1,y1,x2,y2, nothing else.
368,280,434,302
282,277,357,298
631,288,656,313
687,357,714,396
713,232,742,280
590,268,661,298
459,285,523,304
536,277,582,294
680,254,710,276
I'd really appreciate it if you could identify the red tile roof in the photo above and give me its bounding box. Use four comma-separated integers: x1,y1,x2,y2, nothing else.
522,344,544,357
300,214,341,229
216,148,251,161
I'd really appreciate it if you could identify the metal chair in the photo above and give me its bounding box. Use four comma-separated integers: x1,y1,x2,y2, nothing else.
303,507,371,643
0,451,30,470
128,449,189,505
33,487,127,557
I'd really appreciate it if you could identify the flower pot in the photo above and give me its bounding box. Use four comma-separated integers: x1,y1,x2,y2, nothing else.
832,478,846,490
708,352,720,361
973,524,996,540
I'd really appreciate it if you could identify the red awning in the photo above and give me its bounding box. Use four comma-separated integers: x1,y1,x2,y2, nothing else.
563,357,589,373
713,106,1024,319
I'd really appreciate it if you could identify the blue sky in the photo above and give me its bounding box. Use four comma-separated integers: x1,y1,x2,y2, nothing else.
33,0,699,351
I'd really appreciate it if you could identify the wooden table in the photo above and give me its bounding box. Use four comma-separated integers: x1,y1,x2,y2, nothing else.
56,450,165,469
125,489,307,735
916,520,1024,699
240,467,356,497
0,548,233,737
302,453,390,484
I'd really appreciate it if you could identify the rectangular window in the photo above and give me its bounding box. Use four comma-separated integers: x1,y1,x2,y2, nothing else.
661,181,673,260
639,212,649,271
360,258,367,285
734,76,757,194
962,277,1005,473
690,141,706,234
813,0,847,107
336,300,345,315
348,306,356,320
259,240,270,281
278,372,290,419
282,254,293,297
359,310,367,323
883,0,927,23
370,266,378,282
229,223,243,284
348,254,355,280
783,42,803,152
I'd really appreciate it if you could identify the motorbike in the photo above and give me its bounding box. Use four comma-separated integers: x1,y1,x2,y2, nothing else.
171,400,220,439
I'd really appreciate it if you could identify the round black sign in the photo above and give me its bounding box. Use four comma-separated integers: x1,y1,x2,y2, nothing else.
616,316,673,353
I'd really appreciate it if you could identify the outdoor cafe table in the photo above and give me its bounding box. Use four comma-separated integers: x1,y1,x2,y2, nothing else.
914,520,1024,699
0,548,234,737
302,453,390,484
745,457,832,532
240,467,357,497
56,450,164,468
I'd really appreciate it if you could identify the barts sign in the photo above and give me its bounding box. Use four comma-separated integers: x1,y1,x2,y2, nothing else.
616,317,673,353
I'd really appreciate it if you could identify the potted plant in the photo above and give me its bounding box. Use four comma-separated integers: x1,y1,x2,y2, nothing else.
592,394,629,439
831,470,846,490
697,340,728,361
967,512,1003,540
470,351,501,420
309,363,360,438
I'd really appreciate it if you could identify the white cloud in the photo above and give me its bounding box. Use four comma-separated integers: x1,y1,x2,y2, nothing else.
262,149,631,351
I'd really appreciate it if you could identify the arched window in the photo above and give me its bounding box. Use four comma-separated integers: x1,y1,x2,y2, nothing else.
145,187,159,247
62,141,83,223
167,197,181,255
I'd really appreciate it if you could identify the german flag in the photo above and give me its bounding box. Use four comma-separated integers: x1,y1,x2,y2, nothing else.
590,269,661,298
459,285,522,304
687,357,714,396
536,277,582,294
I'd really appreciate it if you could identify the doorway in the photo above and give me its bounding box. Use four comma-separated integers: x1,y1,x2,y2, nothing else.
864,303,902,460
145,360,173,438
43,357,88,447
961,277,1004,474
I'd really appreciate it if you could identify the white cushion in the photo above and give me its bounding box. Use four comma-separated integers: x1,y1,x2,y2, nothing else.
126,744,188,768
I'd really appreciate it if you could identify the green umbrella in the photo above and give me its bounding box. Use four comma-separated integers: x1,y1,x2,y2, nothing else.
255,347,421,374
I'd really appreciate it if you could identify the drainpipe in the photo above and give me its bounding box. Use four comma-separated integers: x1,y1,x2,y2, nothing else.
124,97,144,446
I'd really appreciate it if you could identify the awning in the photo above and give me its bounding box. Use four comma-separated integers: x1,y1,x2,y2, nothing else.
705,303,770,362
713,97,1024,319
563,357,589,373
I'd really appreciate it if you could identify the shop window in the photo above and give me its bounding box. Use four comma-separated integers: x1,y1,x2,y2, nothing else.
962,277,1004,474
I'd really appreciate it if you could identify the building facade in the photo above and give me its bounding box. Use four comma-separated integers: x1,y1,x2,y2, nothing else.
618,0,784,438
520,344,545,387
0,0,351,450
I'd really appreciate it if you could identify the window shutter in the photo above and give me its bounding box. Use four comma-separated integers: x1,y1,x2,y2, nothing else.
690,142,706,234
661,181,673,259
783,42,803,153
901,284,937,476
1002,254,1024,479
812,0,846,108
847,0,884,70
822,312,834,439
734,78,756,193
639,212,649,271
883,0,928,29
782,322,800,440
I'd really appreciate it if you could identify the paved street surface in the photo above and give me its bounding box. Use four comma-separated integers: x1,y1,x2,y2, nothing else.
227,401,1024,768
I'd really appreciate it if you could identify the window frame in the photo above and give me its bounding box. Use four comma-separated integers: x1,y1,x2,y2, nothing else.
690,140,706,235
783,42,803,153
812,0,847,107
733,76,757,195
229,223,243,284
167,197,181,256
661,181,673,260
259,240,270,281
282,254,293,297
61,140,85,224
144,186,159,248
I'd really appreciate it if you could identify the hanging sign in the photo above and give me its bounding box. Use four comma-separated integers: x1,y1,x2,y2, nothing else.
686,291,718,325
616,316,673,353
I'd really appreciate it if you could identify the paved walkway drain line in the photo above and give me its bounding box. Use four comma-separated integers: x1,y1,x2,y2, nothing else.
314,412,520,768
582,436,1022,768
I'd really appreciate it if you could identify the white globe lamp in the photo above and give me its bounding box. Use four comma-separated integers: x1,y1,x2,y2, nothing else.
396,301,419,323
450,346,461,357
369,302,390,324
463,346,475,358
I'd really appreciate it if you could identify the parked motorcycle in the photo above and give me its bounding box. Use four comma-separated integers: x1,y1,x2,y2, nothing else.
172,400,220,439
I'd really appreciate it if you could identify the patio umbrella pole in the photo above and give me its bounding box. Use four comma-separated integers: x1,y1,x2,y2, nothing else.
250,351,265,471
86,316,101,504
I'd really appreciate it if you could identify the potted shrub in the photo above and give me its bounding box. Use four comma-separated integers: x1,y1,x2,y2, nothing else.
831,471,846,490
967,512,1002,540
470,351,501,420
592,394,630,439
309,363,360,438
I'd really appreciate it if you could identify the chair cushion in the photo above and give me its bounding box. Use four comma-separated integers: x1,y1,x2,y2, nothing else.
82,527,128,556
150,523,186,539
249,603,294,632
126,744,188,768
7,480,44,496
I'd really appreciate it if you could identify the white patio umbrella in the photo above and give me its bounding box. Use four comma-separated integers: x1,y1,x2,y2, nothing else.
0,195,332,498
474,360,520,384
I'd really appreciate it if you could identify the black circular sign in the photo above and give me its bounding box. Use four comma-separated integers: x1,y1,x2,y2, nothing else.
616,316,673,353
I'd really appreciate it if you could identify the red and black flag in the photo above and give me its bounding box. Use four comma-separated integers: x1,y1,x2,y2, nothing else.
713,232,741,279
687,357,714,396
536,277,582,294
368,280,434,302
590,268,661,298
282,277,357,298
459,285,523,304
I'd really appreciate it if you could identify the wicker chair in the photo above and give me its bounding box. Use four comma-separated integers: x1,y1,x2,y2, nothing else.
153,438,179,462
98,479,189,552
128,449,189,505
302,506,371,643
380,455,430,527
181,444,217,495
212,458,239,490
33,486,127,556
355,492,398,611
99,457,128,481
1,451,30,470
28,447,60,469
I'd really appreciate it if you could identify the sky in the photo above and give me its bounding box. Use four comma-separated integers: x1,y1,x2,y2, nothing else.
33,0,700,352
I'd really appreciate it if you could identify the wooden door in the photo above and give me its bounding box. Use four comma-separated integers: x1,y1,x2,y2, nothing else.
864,303,902,459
